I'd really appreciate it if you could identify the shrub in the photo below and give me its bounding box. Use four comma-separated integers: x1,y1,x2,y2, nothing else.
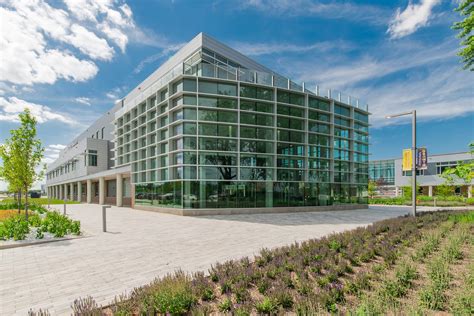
218,297,232,312
41,211,81,237
255,297,279,314
0,215,30,240
143,272,196,315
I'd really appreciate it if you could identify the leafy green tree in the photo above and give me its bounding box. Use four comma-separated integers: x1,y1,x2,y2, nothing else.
453,0,474,70
368,180,377,198
441,142,474,195
402,180,421,200
0,109,45,219
435,184,455,198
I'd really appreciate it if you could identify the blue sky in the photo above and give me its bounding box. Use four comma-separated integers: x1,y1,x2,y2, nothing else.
0,0,473,189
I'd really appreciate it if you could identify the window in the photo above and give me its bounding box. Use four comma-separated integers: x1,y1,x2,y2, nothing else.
436,161,458,174
308,110,329,122
199,109,237,123
354,111,368,123
241,126,274,140
240,113,273,126
334,117,350,127
335,105,350,117
240,100,273,113
101,127,105,139
277,104,304,117
277,117,304,130
87,150,98,166
198,96,237,109
198,80,237,96
277,91,304,106
240,85,273,101
308,122,329,134
308,98,329,111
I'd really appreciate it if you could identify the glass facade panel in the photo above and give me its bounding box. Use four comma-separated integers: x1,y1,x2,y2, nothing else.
115,58,369,210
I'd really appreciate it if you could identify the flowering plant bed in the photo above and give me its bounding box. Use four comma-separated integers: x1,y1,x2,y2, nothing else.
0,204,81,244
29,210,473,315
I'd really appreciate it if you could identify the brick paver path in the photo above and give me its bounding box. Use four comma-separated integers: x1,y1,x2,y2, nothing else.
0,204,442,314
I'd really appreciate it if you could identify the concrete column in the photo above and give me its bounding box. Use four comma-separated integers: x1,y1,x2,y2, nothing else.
86,179,92,203
469,185,472,198
428,186,433,197
395,186,399,197
116,174,123,207
99,177,105,205
69,183,74,201
59,185,63,200
64,184,68,200
77,181,82,202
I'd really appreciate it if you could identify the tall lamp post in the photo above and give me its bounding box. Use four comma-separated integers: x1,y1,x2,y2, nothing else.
386,110,417,217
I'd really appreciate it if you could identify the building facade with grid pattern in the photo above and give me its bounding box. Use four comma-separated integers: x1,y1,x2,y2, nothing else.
46,33,370,215
114,33,369,214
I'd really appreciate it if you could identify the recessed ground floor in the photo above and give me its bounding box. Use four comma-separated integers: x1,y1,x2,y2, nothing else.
377,184,473,198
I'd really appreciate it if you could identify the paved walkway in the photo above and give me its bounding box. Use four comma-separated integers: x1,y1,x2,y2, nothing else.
0,204,461,315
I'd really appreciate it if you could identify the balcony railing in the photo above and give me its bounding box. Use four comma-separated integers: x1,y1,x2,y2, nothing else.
121,60,369,117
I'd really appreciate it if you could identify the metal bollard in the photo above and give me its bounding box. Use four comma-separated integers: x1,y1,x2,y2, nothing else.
63,199,67,215
102,205,111,232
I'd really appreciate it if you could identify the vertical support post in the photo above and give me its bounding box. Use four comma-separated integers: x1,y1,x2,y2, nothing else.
99,177,105,205
428,185,433,197
102,205,111,232
77,181,82,202
468,185,472,198
412,110,417,217
69,183,74,201
63,198,67,215
116,174,123,207
86,179,92,203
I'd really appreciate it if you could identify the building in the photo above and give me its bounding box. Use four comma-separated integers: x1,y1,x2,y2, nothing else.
369,151,473,198
46,33,370,215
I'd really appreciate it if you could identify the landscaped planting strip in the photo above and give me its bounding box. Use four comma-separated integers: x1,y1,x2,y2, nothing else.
26,210,471,316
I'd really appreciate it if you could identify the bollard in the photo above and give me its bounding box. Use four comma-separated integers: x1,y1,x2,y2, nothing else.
63,199,67,215
102,205,111,232
48,197,51,209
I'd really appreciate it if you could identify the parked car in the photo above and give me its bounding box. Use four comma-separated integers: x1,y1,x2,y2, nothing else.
29,191,41,198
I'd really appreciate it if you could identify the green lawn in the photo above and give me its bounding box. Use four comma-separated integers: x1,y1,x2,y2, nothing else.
1,198,80,205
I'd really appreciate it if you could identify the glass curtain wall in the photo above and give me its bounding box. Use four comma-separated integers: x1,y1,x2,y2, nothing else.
116,50,369,210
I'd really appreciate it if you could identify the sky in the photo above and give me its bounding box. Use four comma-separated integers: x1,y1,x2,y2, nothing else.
0,0,473,190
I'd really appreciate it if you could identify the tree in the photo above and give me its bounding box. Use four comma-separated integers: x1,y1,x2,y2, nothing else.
368,180,377,198
435,184,455,198
402,180,421,200
453,0,474,71
441,142,474,193
0,109,45,219
0,146,22,212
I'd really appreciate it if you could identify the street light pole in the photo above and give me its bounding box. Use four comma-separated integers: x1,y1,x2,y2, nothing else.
412,110,417,217
386,110,417,217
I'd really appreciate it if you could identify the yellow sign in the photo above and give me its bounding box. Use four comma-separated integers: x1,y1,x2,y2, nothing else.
402,149,412,171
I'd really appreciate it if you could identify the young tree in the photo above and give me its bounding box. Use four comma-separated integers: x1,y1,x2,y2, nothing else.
441,142,474,194
368,180,377,199
0,141,23,212
453,0,474,71
0,109,45,219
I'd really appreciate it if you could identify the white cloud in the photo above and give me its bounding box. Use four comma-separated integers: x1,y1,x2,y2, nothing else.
239,0,391,25
133,44,184,74
43,144,66,164
0,97,76,125
269,37,472,127
0,0,135,86
74,97,91,106
232,40,353,56
388,0,442,39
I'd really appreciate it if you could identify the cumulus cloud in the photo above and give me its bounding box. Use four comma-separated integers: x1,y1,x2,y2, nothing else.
388,0,441,39
0,97,76,125
0,0,135,86
74,97,91,106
